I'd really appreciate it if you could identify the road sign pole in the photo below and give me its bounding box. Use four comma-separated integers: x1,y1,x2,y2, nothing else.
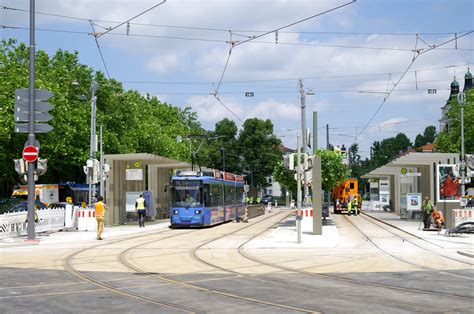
26,0,36,241
297,136,302,244
88,80,98,205
458,92,466,207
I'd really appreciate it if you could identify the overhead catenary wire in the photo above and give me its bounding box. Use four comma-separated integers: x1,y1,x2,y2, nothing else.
354,30,473,142
89,21,111,79
210,0,356,122
2,24,473,53
2,5,469,37
94,1,166,38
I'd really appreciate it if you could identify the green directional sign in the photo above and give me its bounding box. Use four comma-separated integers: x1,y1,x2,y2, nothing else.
14,123,54,133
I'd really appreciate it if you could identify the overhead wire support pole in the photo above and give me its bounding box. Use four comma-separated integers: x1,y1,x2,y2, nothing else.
27,0,36,241
88,80,98,205
95,0,167,39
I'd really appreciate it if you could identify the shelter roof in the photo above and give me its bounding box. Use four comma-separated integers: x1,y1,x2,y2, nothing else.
104,153,191,168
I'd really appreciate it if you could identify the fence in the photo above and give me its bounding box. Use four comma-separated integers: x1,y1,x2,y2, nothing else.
0,207,65,239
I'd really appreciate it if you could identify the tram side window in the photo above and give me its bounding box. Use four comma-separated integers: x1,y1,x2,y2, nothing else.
224,185,232,205
204,185,211,207
236,186,244,204
210,184,223,207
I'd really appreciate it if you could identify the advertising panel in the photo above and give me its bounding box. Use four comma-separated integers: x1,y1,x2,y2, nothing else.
437,164,461,202
407,193,422,210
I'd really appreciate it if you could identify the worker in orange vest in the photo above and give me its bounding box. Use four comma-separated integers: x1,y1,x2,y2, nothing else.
94,196,108,240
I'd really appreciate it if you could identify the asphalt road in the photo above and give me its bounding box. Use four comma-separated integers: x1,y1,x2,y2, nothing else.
1,210,472,313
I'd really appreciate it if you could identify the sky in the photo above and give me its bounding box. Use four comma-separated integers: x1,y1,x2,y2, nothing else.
1,0,473,157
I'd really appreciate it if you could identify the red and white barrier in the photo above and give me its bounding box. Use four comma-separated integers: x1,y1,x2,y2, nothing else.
452,209,474,227
77,209,97,231
300,208,314,232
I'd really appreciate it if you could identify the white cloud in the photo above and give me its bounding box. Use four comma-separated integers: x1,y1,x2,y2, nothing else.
146,54,181,75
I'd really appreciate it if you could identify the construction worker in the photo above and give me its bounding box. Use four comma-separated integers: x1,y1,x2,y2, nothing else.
135,194,147,227
352,197,359,215
94,196,108,240
256,196,261,204
347,198,353,215
341,144,347,158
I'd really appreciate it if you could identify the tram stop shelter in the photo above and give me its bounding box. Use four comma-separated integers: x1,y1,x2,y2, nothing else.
362,152,461,228
103,153,191,225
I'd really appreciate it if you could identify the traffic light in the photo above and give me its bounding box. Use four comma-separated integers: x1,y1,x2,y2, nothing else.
14,159,26,175
92,159,100,184
36,158,48,176
289,153,295,171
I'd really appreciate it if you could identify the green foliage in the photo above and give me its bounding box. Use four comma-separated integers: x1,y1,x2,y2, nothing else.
414,125,436,148
273,161,297,194
238,118,282,188
315,149,351,191
0,39,202,194
372,132,412,166
205,118,241,173
273,149,350,194
435,89,474,153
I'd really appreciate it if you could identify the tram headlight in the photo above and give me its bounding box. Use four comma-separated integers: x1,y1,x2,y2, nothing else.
173,210,179,215
195,210,201,215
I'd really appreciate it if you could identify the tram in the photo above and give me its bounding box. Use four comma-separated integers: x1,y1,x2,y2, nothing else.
170,170,245,227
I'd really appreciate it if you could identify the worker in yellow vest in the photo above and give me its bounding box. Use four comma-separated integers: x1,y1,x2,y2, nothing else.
135,194,147,228
353,198,359,216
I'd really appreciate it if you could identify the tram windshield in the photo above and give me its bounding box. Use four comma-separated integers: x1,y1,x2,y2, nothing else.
172,180,202,207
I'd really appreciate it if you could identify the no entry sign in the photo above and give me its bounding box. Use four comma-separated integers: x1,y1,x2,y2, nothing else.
23,145,39,162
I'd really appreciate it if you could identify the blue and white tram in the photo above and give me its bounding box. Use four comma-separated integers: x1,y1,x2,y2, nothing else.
170,170,245,227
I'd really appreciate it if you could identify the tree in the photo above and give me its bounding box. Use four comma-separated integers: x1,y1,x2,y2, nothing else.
273,149,350,196
238,118,282,188
0,39,203,196
414,125,437,148
372,132,412,166
205,118,241,173
435,88,474,153
315,149,351,191
273,161,297,195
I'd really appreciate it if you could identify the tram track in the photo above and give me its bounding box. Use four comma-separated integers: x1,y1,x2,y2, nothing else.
65,211,317,313
157,208,474,302
63,228,199,313
342,213,473,280
119,211,319,313
189,212,473,301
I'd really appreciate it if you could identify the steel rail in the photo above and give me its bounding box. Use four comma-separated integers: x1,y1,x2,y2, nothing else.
119,212,318,313
63,228,198,313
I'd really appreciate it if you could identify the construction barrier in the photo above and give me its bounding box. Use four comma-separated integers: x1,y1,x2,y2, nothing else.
452,209,474,227
300,208,314,233
77,208,97,231
247,204,265,219
0,207,65,239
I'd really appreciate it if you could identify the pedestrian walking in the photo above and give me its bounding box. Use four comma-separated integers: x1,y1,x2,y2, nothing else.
135,194,147,227
421,196,434,229
94,196,108,240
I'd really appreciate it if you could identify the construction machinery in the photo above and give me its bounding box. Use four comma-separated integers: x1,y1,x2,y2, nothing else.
332,178,361,214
